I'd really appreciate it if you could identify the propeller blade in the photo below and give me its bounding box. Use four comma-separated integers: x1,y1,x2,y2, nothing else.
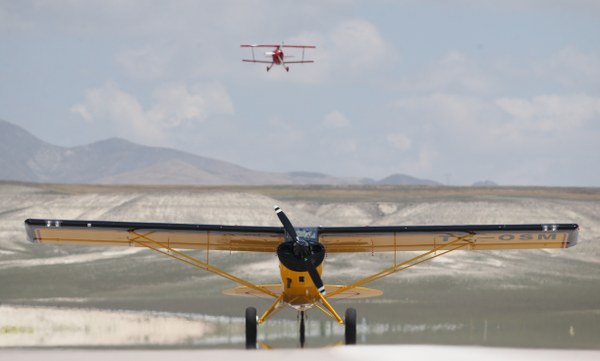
306,261,326,295
274,206,298,240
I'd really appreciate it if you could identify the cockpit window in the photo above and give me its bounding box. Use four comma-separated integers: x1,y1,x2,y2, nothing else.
295,227,318,242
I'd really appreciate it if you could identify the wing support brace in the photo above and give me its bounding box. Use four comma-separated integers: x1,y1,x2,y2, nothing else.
258,293,285,324
317,293,344,324
128,230,279,298
325,234,475,299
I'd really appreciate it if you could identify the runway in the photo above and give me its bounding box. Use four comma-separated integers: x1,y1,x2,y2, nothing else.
2,346,600,361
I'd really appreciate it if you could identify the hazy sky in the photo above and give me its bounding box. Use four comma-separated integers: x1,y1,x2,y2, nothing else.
1,1,599,186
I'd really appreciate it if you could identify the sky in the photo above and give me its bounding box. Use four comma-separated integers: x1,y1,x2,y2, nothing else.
1,0,599,186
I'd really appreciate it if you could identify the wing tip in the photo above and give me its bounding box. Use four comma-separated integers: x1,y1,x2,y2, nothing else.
24,219,39,243
566,224,579,248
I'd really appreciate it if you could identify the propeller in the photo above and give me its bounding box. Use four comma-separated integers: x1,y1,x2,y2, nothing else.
274,206,326,295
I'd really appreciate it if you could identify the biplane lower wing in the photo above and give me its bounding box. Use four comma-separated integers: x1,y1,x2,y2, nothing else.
242,60,314,64
240,44,316,48
242,59,273,64
282,60,314,64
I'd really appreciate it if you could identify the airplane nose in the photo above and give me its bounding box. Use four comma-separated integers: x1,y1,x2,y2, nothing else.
293,239,310,259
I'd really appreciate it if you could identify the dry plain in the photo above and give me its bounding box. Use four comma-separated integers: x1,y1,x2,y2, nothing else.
0,181,599,350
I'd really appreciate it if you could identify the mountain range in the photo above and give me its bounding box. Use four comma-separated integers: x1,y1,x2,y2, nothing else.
0,119,440,186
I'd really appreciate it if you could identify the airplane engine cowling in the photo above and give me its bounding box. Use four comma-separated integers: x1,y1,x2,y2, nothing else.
276,242,325,272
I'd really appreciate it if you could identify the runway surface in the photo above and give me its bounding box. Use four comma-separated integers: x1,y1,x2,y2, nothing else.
2,346,600,361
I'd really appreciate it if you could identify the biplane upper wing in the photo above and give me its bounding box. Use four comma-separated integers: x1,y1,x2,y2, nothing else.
241,60,274,64
318,224,579,252
240,44,316,48
25,219,284,252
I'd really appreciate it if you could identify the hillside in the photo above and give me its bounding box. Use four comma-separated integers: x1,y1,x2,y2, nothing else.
0,120,437,186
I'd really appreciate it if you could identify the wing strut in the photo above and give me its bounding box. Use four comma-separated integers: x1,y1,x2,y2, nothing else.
128,230,279,298
257,293,285,324
317,293,344,324
325,234,474,299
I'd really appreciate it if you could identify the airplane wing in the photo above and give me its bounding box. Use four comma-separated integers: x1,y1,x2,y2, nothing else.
318,224,579,252
242,60,274,64
241,44,279,48
240,44,316,48
281,45,316,49
26,219,578,252
242,59,314,64
282,60,315,64
25,219,284,252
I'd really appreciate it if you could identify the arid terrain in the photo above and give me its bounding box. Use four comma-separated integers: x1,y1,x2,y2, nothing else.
0,182,599,349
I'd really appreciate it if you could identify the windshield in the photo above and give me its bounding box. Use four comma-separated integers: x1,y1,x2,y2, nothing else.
295,227,318,242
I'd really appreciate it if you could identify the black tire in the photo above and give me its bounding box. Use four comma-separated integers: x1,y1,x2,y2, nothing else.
344,308,357,345
299,311,306,348
245,307,257,349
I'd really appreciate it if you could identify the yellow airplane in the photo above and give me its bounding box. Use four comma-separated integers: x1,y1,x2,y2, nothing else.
25,206,578,348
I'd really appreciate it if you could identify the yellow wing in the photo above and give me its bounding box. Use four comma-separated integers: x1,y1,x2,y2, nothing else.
318,224,579,252
26,220,578,252
25,219,284,252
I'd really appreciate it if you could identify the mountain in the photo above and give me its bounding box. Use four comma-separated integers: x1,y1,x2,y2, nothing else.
472,180,498,187
377,173,441,186
0,120,438,185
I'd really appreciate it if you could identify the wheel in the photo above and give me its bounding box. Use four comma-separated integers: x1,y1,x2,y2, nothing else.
344,308,357,345
245,307,257,349
299,311,306,348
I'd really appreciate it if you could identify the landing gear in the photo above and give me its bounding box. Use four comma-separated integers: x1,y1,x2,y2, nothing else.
285,66,290,72
344,308,357,345
299,310,306,348
245,306,257,349
266,66,270,72
245,306,356,348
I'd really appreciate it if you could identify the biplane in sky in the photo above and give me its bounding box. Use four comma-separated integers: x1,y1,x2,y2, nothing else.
25,206,578,349
241,43,315,72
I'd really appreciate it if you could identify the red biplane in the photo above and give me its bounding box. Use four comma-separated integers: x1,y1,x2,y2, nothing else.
241,43,315,72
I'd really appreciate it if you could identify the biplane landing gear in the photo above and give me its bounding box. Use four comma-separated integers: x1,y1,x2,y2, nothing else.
245,306,257,349
285,66,290,72
345,308,357,345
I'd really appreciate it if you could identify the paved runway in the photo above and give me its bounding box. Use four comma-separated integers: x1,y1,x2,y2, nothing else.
2,346,600,361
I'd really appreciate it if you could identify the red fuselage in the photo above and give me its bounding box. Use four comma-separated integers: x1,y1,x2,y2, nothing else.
272,48,284,64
